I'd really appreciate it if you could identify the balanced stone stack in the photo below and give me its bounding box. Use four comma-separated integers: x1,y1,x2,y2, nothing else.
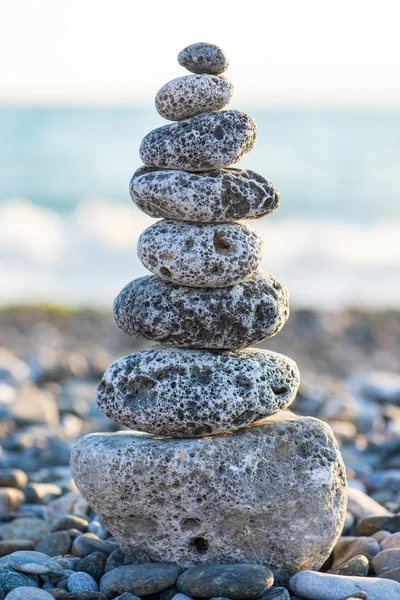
71,42,347,584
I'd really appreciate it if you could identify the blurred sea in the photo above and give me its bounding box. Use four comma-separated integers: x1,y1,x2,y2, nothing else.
1,106,400,308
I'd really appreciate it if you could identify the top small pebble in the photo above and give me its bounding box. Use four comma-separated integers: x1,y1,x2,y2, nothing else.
178,42,229,74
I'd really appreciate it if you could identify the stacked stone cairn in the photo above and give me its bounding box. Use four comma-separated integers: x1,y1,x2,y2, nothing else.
71,42,347,586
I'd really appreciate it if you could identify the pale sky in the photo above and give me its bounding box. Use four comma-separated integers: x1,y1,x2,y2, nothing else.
1,0,400,107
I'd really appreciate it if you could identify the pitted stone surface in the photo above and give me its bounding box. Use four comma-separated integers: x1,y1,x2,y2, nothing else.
155,75,233,121
113,271,289,349
96,346,300,436
178,43,229,75
70,414,347,584
139,110,257,172
138,220,263,288
130,167,280,223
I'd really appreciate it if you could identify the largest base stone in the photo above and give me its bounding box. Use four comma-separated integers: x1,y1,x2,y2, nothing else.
70,413,347,583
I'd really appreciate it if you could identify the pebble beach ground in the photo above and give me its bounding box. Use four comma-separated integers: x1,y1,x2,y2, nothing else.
1,306,400,599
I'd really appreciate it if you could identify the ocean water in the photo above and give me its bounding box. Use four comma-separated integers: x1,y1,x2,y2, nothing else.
1,106,400,308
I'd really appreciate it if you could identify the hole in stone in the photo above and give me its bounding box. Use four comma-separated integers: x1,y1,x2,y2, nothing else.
160,266,172,277
213,126,224,140
271,385,289,396
190,537,209,554
181,518,201,532
213,232,234,255
185,238,195,250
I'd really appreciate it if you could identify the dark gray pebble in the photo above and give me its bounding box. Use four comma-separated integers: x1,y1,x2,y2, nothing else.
72,535,119,558
114,271,289,349
356,514,400,535
177,564,274,599
178,43,229,75
36,531,71,557
50,515,89,533
139,110,256,172
0,565,39,593
76,552,106,582
100,564,182,598
51,591,107,599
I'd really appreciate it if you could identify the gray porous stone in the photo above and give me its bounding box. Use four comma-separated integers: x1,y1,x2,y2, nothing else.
178,43,229,75
97,346,300,436
70,413,347,584
113,271,289,349
139,110,257,172
155,74,233,121
130,167,280,223
289,571,400,600
137,220,263,288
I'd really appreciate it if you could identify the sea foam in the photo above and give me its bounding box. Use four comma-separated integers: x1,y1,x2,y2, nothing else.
1,197,399,308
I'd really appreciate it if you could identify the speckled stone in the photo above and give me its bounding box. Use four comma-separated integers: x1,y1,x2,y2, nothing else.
139,110,257,172
155,75,233,121
0,566,39,593
68,571,99,592
178,43,228,75
130,167,279,223
138,220,263,288
97,346,300,437
113,271,289,349
71,414,347,584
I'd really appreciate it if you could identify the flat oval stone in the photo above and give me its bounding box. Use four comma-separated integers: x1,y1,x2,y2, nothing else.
1,518,49,543
289,571,400,600
178,43,228,75
8,550,63,575
97,346,300,437
113,271,289,349
6,588,53,600
139,110,257,172
99,564,182,598
138,220,263,288
156,75,233,121
177,564,273,599
71,414,347,585
130,167,280,223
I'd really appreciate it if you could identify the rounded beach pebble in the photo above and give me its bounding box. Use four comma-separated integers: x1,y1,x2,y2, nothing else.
138,220,263,288
8,550,63,575
99,563,182,598
6,589,54,600
71,414,347,584
113,271,289,349
97,346,300,436
178,43,229,75
139,110,257,172
289,571,400,600
177,564,273,599
130,167,280,222
155,74,233,121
